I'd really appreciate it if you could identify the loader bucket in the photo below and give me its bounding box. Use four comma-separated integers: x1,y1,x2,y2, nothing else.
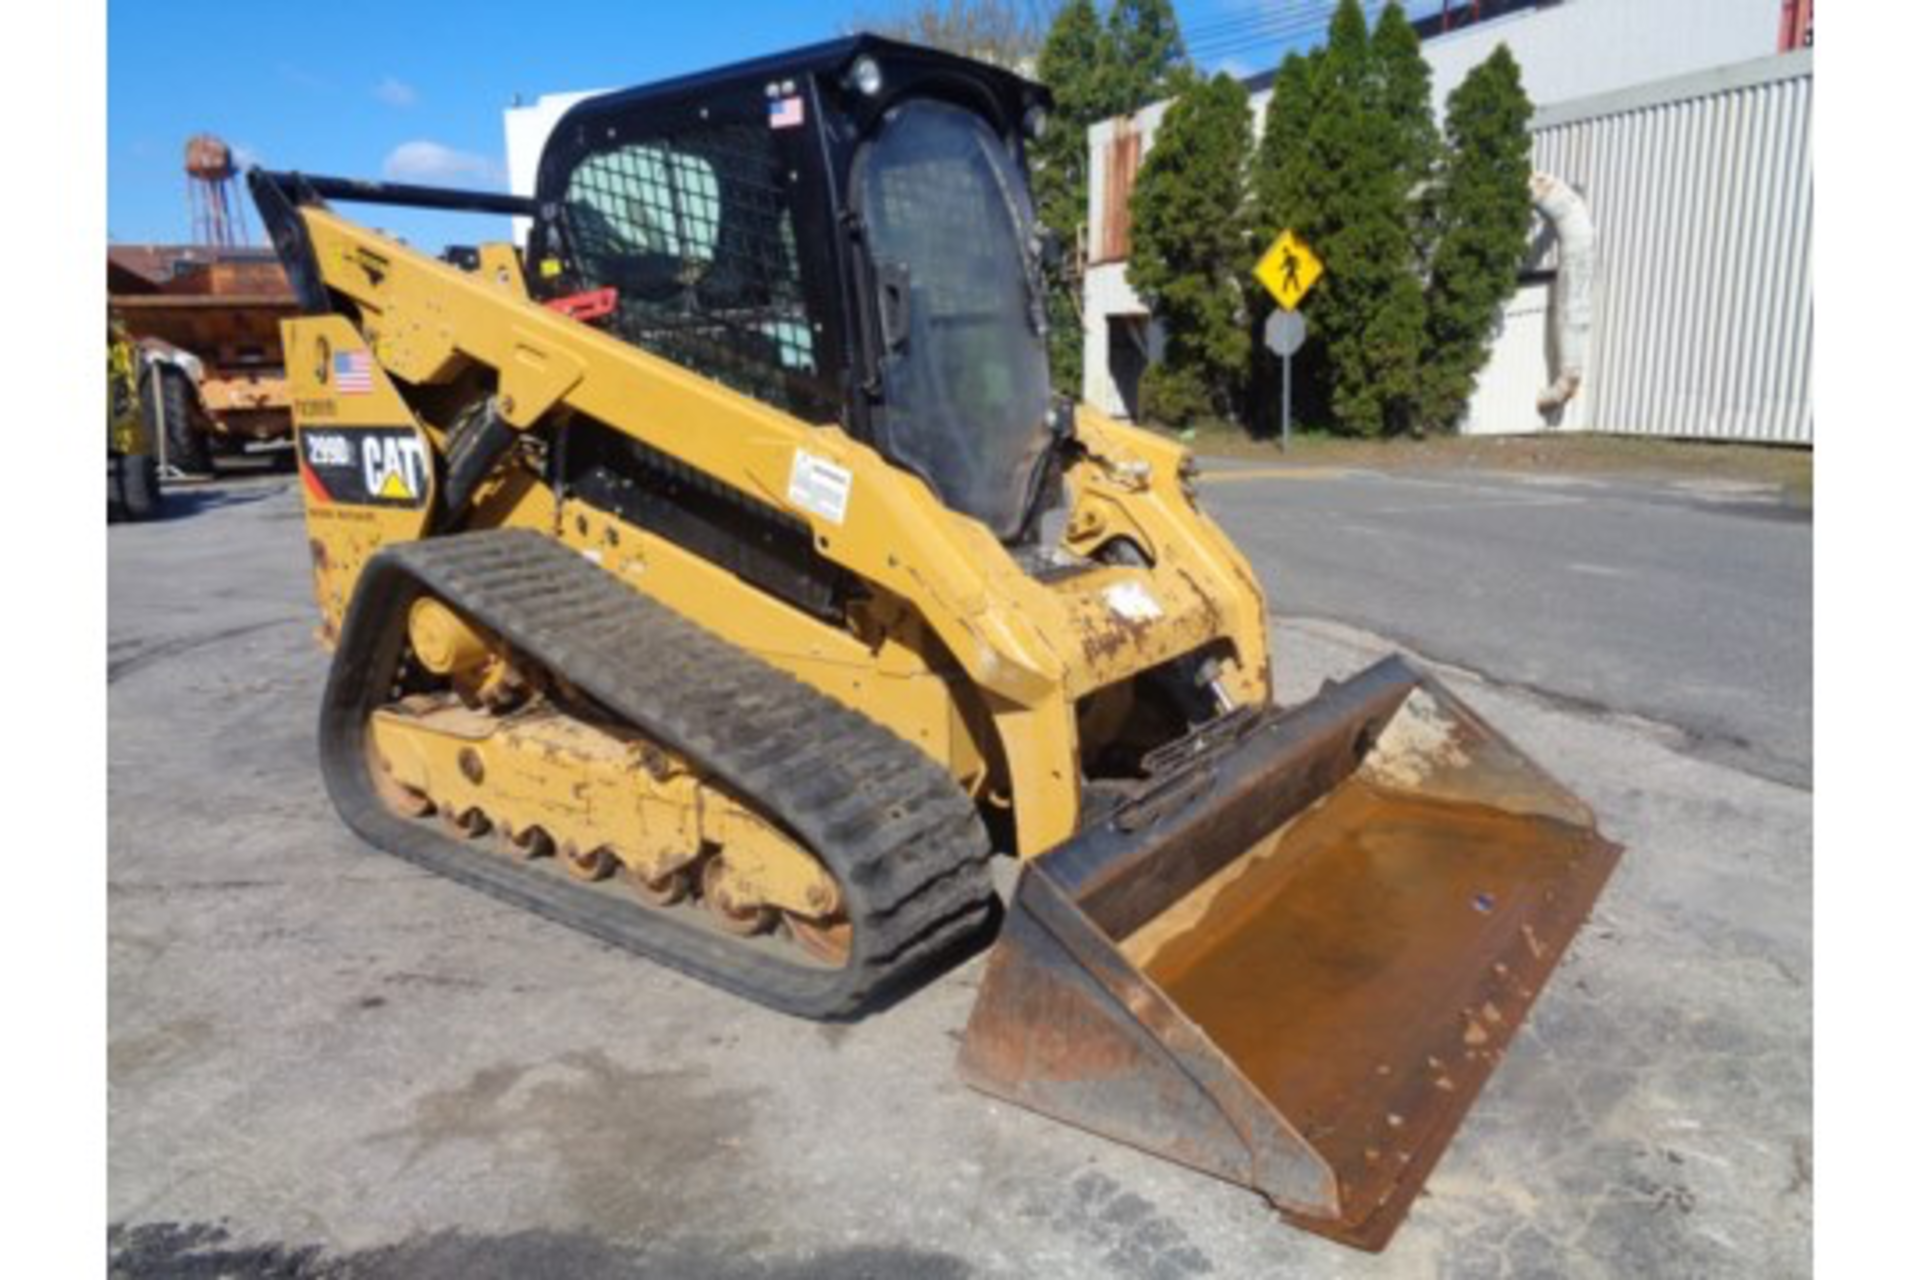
958,656,1621,1251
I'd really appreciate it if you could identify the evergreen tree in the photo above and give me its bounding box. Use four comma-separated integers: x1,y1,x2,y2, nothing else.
1296,0,1424,436
1421,44,1534,430
1251,50,1322,248
1126,71,1253,426
1033,0,1109,231
1032,0,1117,394
1372,2,1440,263
1031,0,1183,396
1244,49,1325,434
1101,0,1186,112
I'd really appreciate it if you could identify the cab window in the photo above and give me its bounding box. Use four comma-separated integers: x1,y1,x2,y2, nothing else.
559,121,823,417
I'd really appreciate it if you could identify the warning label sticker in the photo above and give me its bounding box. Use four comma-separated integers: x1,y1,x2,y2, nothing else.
787,449,852,526
1104,581,1164,623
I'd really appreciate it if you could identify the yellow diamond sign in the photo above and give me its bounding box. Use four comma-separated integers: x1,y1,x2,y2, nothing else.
1255,229,1323,311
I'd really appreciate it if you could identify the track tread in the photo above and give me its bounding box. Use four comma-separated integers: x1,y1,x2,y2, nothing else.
320,529,997,1018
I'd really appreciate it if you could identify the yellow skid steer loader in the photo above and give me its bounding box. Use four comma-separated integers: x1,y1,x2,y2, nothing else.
251,35,1619,1249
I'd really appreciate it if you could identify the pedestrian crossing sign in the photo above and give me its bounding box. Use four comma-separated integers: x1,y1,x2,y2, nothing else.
1255,229,1323,311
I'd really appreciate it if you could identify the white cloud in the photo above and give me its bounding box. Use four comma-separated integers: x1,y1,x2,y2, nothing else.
381,141,505,187
374,76,417,107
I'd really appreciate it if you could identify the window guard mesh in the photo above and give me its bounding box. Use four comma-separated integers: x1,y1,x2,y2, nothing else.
561,121,826,418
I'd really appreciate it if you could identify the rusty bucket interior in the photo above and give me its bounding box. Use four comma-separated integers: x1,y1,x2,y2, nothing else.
958,657,1621,1251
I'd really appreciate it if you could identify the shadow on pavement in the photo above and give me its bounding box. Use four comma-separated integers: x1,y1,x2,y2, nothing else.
109,1221,974,1280
111,481,292,525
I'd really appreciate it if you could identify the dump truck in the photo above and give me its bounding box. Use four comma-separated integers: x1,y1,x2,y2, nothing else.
108,245,297,476
108,318,163,521
250,36,1620,1250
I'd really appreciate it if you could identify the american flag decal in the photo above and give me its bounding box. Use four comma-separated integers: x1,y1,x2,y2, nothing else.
334,350,373,394
769,95,805,130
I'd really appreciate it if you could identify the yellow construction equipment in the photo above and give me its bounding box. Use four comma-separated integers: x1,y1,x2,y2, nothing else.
108,317,162,521
251,36,1619,1250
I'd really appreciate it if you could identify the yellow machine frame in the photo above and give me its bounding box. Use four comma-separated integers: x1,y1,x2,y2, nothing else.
287,209,1272,861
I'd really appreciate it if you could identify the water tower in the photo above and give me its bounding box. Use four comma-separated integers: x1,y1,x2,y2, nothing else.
185,134,252,248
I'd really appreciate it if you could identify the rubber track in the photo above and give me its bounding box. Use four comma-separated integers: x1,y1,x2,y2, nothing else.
319,529,998,1018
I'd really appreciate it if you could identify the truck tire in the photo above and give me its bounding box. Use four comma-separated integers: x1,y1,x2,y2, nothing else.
116,452,162,521
143,365,211,477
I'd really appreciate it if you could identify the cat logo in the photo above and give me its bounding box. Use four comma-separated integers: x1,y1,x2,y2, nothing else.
298,426,431,510
363,433,428,502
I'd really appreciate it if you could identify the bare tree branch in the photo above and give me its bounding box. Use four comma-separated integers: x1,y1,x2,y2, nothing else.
852,0,1063,71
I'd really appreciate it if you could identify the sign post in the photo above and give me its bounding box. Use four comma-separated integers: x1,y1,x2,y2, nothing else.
1263,309,1308,452
1253,229,1323,453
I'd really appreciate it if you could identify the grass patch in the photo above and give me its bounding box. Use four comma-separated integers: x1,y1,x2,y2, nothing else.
1151,421,1812,507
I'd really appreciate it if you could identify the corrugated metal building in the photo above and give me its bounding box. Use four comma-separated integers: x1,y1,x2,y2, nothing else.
1081,0,1813,445
1464,51,1812,441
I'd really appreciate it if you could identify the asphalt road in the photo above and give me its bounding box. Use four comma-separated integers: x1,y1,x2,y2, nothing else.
108,472,1811,1279
1197,463,1813,787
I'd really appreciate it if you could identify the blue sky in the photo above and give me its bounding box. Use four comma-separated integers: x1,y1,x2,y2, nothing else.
109,0,890,248
108,1,1421,250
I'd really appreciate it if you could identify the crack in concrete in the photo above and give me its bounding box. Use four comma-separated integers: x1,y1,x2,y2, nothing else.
108,617,306,684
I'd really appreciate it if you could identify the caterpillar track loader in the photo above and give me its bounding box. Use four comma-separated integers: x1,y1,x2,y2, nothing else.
251,36,1619,1250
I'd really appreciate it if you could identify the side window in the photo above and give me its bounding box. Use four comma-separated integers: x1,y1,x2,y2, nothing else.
559,122,823,418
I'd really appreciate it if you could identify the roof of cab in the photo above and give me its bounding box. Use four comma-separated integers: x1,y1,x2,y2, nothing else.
555,33,1046,132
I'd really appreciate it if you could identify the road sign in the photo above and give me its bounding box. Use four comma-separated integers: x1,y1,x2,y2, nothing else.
1254,229,1323,311
1263,308,1307,358
1261,306,1310,453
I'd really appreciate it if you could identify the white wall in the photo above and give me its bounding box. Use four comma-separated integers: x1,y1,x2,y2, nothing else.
502,90,605,243
1424,0,1780,111
1083,262,1157,417
1461,279,1590,434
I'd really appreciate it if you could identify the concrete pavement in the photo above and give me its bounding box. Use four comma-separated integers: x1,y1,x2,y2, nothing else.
109,472,1811,1279
1197,463,1812,787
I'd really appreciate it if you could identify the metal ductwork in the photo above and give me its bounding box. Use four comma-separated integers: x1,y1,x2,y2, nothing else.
1530,172,1595,415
